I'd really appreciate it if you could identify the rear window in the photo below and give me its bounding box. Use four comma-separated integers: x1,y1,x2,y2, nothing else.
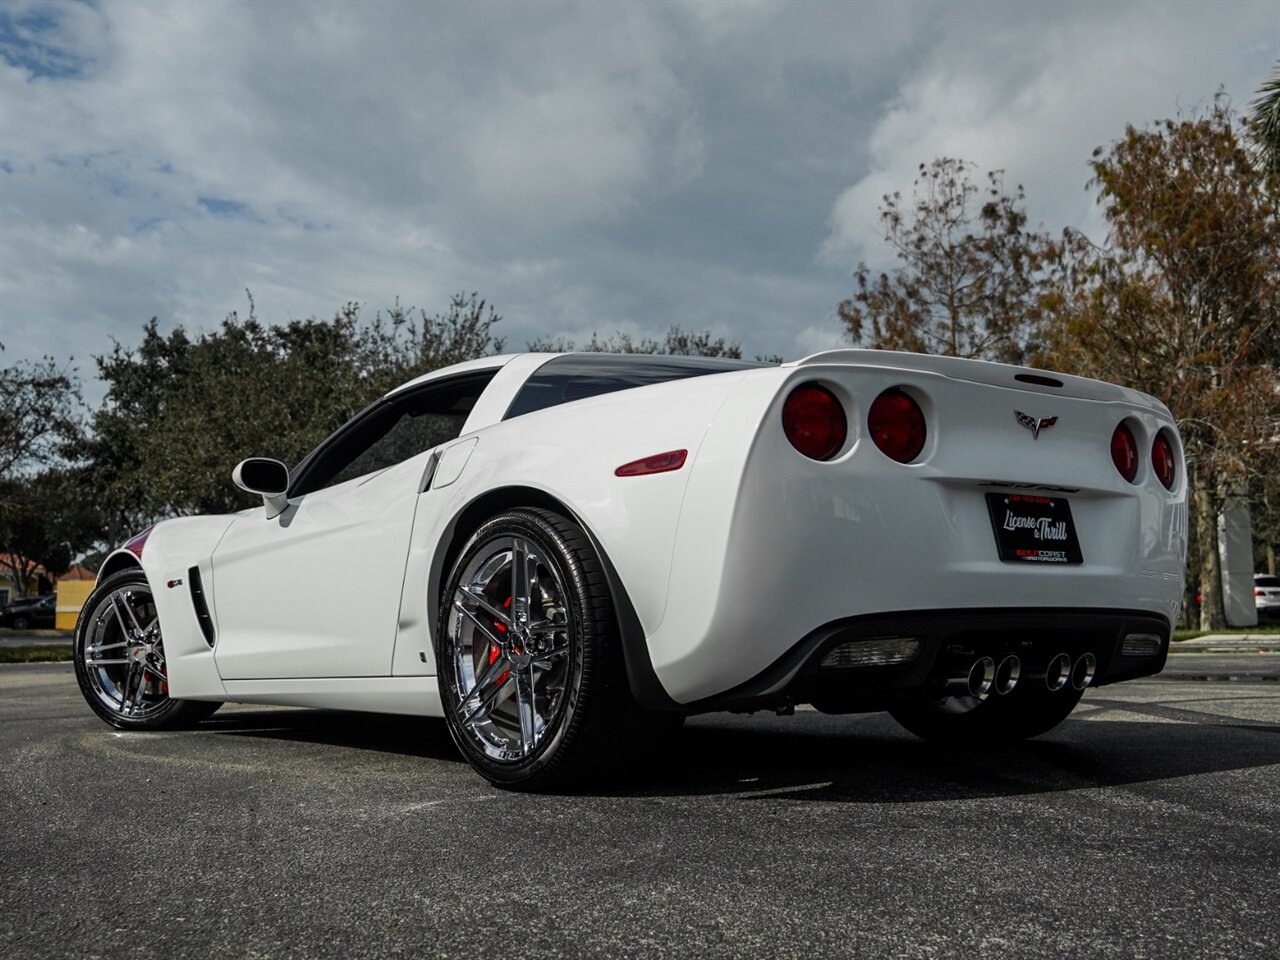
1257,576,1280,588
504,354,767,420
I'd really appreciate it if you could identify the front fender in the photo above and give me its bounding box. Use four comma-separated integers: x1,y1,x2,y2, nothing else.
128,515,238,700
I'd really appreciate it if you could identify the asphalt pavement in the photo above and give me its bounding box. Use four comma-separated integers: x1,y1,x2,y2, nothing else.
2,661,1278,959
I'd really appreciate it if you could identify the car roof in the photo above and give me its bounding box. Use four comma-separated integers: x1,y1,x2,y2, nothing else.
383,354,526,398
385,351,770,400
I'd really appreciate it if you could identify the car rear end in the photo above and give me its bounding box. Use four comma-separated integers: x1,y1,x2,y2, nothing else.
1256,576,1280,622
649,350,1187,709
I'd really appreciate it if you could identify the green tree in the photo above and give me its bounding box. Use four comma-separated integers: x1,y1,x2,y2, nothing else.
0,357,83,484
1250,61,1280,174
527,326,743,358
0,356,89,592
83,293,503,540
1254,467,1280,576
0,469,102,597
837,158,1054,364
1036,99,1280,628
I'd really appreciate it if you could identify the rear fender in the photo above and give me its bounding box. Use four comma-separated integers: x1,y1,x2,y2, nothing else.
391,371,757,706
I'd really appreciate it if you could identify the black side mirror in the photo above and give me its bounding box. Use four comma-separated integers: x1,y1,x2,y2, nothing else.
232,458,290,519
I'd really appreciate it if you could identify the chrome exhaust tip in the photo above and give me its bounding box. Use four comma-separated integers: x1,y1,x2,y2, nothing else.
968,657,995,699
994,655,1021,695
947,657,995,700
1045,653,1072,692
1070,652,1097,691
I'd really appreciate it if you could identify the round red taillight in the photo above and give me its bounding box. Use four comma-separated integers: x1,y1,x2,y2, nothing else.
1151,430,1176,490
1111,422,1138,483
782,383,847,460
868,388,926,463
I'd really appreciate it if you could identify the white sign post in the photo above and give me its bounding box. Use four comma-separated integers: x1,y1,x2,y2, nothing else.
1219,498,1257,628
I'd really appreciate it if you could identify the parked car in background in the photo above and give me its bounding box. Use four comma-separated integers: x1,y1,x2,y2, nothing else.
1256,575,1280,622
1,594,56,630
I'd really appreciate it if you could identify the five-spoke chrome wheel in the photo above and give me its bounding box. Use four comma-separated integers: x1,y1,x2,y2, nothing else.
436,508,650,789
443,532,574,763
81,581,170,721
73,570,219,730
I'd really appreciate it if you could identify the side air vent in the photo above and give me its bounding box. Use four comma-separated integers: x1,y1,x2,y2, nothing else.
188,565,216,647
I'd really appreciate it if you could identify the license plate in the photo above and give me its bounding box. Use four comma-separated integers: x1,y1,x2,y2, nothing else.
985,493,1083,564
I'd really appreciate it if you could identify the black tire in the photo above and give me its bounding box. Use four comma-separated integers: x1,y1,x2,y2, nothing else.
74,569,221,730
436,508,666,789
889,683,1085,745
12,615,29,630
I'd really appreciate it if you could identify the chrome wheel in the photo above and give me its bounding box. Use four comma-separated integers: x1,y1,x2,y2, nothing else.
80,581,170,721
443,534,573,763
438,508,663,790
74,570,220,731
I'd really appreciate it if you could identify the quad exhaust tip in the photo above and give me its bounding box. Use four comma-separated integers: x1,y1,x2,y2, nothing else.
994,655,1021,695
1071,652,1097,691
968,657,995,699
1045,653,1072,692
948,657,995,700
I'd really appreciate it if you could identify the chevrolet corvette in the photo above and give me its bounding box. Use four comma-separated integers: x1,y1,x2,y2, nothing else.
74,350,1188,787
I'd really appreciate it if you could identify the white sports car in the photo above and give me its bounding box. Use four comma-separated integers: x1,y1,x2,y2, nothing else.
74,350,1188,787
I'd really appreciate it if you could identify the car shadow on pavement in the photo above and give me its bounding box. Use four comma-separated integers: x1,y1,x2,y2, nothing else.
198,708,461,763
195,703,1280,802
608,711,1280,803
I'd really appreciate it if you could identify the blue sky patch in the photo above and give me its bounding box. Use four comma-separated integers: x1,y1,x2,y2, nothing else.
197,197,252,218
0,4,89,80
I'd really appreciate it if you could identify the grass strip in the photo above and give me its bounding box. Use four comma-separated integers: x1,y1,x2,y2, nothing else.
0,645,74,664
1174,625,1280,642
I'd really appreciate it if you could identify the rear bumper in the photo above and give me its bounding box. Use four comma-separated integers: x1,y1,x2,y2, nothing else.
682,607,1170,714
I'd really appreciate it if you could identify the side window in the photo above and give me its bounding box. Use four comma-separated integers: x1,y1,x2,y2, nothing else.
290,371,495,497
325,410,465,489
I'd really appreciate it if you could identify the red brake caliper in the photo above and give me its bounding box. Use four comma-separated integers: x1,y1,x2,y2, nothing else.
488,597,512,686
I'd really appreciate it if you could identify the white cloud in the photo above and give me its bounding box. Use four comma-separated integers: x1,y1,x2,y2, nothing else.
0,0,1274,395
460,5,704,225
822,1,1279,268
792,323,851,360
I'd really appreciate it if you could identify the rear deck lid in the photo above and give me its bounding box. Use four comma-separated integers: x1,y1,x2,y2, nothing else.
791,349,1165,412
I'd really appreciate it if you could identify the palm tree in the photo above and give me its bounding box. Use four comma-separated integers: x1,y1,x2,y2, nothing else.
1251,61,1280,174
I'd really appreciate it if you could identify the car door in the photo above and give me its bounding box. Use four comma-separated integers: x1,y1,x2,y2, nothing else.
210,371,495,679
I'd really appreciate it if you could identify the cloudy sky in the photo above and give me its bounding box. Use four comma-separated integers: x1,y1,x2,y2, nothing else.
1,0,1275,396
